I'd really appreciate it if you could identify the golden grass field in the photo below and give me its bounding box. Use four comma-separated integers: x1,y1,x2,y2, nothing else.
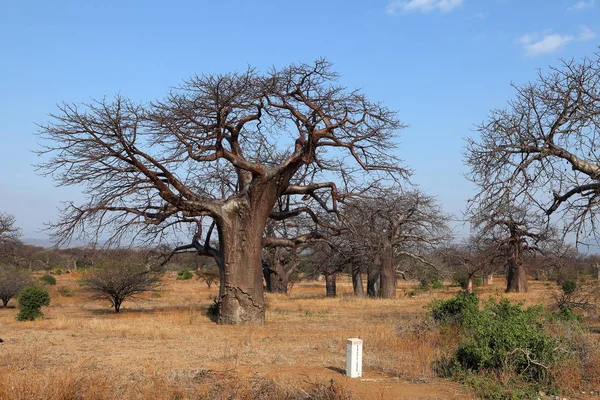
0,274,597,399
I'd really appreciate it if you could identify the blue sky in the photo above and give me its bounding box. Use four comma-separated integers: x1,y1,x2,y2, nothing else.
0,0,598,240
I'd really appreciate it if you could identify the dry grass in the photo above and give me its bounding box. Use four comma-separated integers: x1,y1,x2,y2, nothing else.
2,274,595,399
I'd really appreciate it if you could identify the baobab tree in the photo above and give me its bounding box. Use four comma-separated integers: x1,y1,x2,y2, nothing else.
37,60,406,324
466,52,600,245
342,188,450,298
469,204,549,292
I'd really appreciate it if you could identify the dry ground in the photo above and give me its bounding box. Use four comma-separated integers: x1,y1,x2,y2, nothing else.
0,274,595,399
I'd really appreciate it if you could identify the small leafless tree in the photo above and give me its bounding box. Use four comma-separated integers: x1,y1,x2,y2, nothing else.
0,213,22,264
0,265,32,307
466,52,600,246
37,60,406,324
81,260,163,313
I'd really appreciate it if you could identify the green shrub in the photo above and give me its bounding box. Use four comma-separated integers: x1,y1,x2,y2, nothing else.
54,268,63,275
453,299,558,385
39,274,57,285
561,280,577,295
16,286,51,321
176,268,194,280
432,280,444,289
429,292,479,324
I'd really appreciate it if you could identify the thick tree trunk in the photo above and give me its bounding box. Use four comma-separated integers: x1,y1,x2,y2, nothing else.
367,265,380,297
262,253,289,294
380,245,396,299
506,260,529,293
1,298,8,307
326,273,337,297
352,264,365,297
217,198,269,325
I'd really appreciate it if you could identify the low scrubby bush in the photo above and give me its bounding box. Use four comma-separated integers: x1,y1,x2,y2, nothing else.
429,292,478,324
16,286,51,321
39,274,56,285
176,268,193,280
453,299,558,385
431,280,444,289
432,293,568,398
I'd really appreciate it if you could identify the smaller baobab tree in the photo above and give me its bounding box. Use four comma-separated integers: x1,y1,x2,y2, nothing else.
469,203,550,293
343,188,451,298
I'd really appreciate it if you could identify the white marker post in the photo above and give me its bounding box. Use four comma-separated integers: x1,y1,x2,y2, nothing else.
346,338,363,378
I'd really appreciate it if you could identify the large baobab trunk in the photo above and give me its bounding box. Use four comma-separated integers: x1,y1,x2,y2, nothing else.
367,265,380,297
326,273,337,297
506,260,528,293
380,245,396,299
352,264,365,297
216,198,269,325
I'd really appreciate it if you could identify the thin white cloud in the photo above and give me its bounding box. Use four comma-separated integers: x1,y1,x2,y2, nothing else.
568,0,595,11
519,33,574,57
386,0,464,15
474,12,488,19
518,26,596,57
579,25,597,41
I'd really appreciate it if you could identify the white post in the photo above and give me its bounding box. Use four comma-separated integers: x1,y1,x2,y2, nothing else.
346,338,363,378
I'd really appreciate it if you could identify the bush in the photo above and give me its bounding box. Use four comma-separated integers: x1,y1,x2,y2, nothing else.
207,297,220,321
54,268,63,275
176,268,193,280
552,279,599,317
429,292,479,324
16,286,51,321
39,274,56,285
561,279,577,295
453,299,558,385
431,280,444,289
